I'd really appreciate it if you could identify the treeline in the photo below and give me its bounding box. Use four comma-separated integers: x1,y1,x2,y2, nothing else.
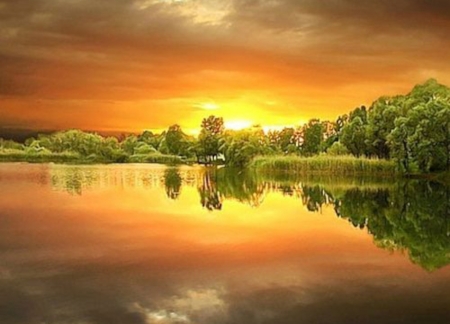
217,79,449,172
0,79,449,172
0,125,194,164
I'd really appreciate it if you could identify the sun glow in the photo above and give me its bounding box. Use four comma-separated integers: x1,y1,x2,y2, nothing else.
224,120,253,131
198,102,219,110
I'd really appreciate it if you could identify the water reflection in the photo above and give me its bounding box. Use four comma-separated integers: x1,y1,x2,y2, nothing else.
164,168,182,200
47,165,450,271
334,183,450,271
199,169,223,210
1,163,450,324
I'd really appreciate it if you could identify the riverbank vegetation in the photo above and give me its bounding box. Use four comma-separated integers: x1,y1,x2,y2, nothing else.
1,79,449,174
249,155,397,175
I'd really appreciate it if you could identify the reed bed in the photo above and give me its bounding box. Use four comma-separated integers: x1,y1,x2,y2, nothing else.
249,155,397,175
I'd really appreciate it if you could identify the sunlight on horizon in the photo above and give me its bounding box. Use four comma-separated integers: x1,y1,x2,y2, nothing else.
224,120,253,131
138,122,310,136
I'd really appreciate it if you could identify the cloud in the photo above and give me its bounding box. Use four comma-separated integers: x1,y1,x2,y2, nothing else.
0,0,449,131
226,0,450,57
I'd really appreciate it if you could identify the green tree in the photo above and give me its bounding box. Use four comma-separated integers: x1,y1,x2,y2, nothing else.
388,117,412,172
198,115,224,162
340,116,368,157
386,79,450,172
321,120,338,152
121,135,138,155
278,127,295,153
327,141,349,156
366,97,402,158
301,119,324,156
220,126,270,167
165,124,190,156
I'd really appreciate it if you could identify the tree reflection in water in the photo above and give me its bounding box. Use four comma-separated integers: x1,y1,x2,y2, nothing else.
197,169,450,271
163,168,182,200
50,165,449,270
198,168,222,211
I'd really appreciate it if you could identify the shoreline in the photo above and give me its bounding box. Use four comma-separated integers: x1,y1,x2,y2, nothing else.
1,156,448,185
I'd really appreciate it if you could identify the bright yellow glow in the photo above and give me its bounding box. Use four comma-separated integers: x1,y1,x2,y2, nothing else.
224,120,253,131
262,125,291,133
198,102,219,110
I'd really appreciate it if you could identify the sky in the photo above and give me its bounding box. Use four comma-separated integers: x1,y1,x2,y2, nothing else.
1,0,450,134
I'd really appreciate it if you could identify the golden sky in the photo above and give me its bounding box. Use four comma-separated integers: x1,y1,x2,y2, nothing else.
1,0,450,134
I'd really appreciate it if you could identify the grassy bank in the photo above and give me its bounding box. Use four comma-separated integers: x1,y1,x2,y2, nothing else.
249,155,397,175
0,150,83,164
0,150,184,165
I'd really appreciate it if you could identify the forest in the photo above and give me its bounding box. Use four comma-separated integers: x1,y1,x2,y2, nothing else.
0,79,449,173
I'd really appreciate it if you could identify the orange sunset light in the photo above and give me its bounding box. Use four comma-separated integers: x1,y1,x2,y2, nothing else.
1,0,450,136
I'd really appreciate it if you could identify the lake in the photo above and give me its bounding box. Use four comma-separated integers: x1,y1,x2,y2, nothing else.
0,163,449,324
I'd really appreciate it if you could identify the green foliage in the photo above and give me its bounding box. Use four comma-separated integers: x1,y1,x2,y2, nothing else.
385,79,450,172
164,124,194,156
250,155,396,175
301,119,324,155
198,115,224,162
340,114,368,157
0,129,184,164
0,149,81,163
134,142,158,155
121,135,139,155
0,79,448,172
274,127,295,153
328,79,450,173
365,97,401,158
138,130,162,150
220,126,272,167
327,141,350,156
320,120,339,152
0,139,23,150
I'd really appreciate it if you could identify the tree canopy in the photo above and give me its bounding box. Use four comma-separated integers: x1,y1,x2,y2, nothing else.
1,79,449,172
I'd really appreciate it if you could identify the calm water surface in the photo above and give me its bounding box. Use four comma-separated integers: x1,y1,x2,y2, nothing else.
0,163,449,324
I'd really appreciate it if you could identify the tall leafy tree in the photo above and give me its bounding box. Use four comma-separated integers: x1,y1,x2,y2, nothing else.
198,115,224,162
366,97,402,158
301,119,324,156
340,116,368,157
165,124,191,156
220,126,270,167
